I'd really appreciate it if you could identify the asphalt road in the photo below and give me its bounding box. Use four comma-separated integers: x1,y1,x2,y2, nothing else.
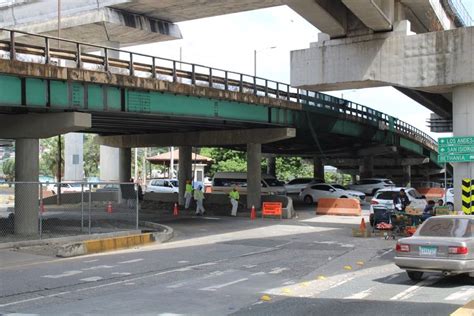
0,207,471,315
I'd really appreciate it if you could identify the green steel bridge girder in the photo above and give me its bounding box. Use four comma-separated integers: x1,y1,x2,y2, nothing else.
0,73,440,167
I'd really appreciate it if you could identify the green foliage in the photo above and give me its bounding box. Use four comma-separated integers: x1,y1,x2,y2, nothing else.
39,136,63,178
84,134,99,177
275,157,312,182
2,158,14,181
200,148,247,175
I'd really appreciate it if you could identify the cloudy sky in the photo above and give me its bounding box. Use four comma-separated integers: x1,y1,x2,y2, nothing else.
129,2,474,140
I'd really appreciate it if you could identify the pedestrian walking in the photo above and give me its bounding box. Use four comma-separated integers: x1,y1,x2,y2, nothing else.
194,185,206,215
229,186,239,217
185,180,193,209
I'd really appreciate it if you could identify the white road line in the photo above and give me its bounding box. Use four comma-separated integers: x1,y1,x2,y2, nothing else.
445,288,474,301
201,217,220,220
42,271,83,279
390,277,438,301
118,259,143,264
178,261,189,264
81,265,115,271
80,276,104,282
111,272,131,276
345,287,375,299
83,259,99,263
329,277,355,289
0,292,71,307
199,278,248,291
251,272,266,276
377,249,394,258
269,267,289,274
243,264,257,269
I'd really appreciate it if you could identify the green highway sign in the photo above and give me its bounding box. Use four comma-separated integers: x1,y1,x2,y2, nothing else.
438,154,474,163
439,137,474,147
439,145,474,154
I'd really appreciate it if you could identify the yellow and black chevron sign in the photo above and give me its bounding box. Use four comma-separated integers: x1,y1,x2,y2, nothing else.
462,178,473,215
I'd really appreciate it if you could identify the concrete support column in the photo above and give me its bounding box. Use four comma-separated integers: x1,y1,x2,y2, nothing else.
247,143,262,209
119,148,131,182
402,165,412,187
351,174,357,184
14,138,39,236
313,157,324,180
267,156,276,177
453,84,474,211
64,133,84,181
359,156,374,179
178,146,192,206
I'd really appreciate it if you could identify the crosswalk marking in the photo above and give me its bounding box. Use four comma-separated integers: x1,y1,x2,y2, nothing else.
445,288,474,301
199,278,248,291
390,277,439,301
345,287,375,300
42,271,82,279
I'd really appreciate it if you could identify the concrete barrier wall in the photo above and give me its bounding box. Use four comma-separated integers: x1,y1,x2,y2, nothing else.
43,191,119,205
316,198,361,216
416,188,445,200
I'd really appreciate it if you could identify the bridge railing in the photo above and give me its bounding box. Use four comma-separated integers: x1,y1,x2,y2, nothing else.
0,28,437,151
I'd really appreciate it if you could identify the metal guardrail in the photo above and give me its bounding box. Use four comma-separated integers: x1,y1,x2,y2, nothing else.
0,28,438,151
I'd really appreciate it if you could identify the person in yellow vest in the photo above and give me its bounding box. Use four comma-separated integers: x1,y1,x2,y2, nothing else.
194,185,206,215
229,186,240,216
185,180,193,209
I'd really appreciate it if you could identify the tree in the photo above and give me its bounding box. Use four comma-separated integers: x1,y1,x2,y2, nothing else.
39,136,63,179
83,134,99,177
2,159,14,182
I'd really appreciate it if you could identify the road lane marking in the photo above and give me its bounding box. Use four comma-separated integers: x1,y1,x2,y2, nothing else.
80,276,103,282
445,288,474,301
178,261,189,264
329,277,355,289
111,272,131,276
390,277,438,301
199,278,248,291
251,272,266,276
269,267,289,274
345,287,375,299
81,265,115,271
83,259,99,263
0,292,71,307
118,259,143,264
377,249,394,258
243,264,257,269
42,271,82,279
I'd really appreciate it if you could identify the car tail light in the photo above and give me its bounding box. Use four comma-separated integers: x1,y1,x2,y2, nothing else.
396,243,410,252
448,246,468,255
370,200,379,205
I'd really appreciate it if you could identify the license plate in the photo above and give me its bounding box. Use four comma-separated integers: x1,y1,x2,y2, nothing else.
419,246,437,256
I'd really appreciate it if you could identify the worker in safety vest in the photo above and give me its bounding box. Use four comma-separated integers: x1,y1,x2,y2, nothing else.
194,185,206,215
185,180,193,209
229,186,240,216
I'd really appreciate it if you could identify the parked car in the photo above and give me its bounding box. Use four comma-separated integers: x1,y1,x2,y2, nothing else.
146,179,179,194
443,188,454,210
299,183,365,204
48,183,89,194
394,216,474,283
96,184,120,192
348,178,395,196
212,172,286,195
285,178,325,194
369,187,427,226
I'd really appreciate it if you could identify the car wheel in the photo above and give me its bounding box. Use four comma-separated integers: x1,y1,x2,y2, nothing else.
407,271,423,281
371,189,379,196
447,202,454,211
304,195,314,205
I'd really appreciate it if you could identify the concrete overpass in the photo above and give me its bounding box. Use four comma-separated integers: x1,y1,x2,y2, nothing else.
0,28,444,235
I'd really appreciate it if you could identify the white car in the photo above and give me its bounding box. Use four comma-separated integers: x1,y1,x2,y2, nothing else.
442,188,454,209
370,187,427,213
48,183,89,194
348,178,395,196
285,178,325,194
146,179,179,194
299,183,366,204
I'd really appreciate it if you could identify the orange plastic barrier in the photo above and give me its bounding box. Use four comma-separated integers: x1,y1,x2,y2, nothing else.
416,188,445,199
262,202,283,219
316,198,361,216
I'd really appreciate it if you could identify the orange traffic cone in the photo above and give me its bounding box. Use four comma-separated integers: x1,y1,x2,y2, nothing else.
173,203,179,216
39,201,45,214
250,205,256,220
359,218,366,231
106,201,113,214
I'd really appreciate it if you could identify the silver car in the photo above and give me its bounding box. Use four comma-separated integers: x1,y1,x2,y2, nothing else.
394,216,474,283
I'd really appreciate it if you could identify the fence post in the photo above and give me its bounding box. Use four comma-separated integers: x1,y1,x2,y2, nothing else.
265,80,268,97
81,183,84,233
45,37,50,65
88,183,92,234
39,183,43,240
209,68,213,88
276,82,280,99
135,183,139,230
10,31,15,61
239,74,243,93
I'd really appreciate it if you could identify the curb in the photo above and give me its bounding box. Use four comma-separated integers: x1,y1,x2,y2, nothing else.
451,300,474,316
56,222,174,258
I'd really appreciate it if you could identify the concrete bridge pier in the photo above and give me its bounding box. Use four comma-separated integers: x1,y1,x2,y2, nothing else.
14,138,39,236
247,143,262,209
313,157,324,180
178,146,192,206
100,147,131,182
359,156,374,179
267,156,276,178
402,165,411,187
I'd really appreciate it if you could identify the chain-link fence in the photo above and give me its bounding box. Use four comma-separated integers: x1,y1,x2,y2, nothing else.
0,182,142,243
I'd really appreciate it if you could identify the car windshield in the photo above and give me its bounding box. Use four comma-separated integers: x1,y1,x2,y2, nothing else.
418,218,473,237
332,184,346,190
264,178,285,187
170,180,178,187
376,191,398,200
